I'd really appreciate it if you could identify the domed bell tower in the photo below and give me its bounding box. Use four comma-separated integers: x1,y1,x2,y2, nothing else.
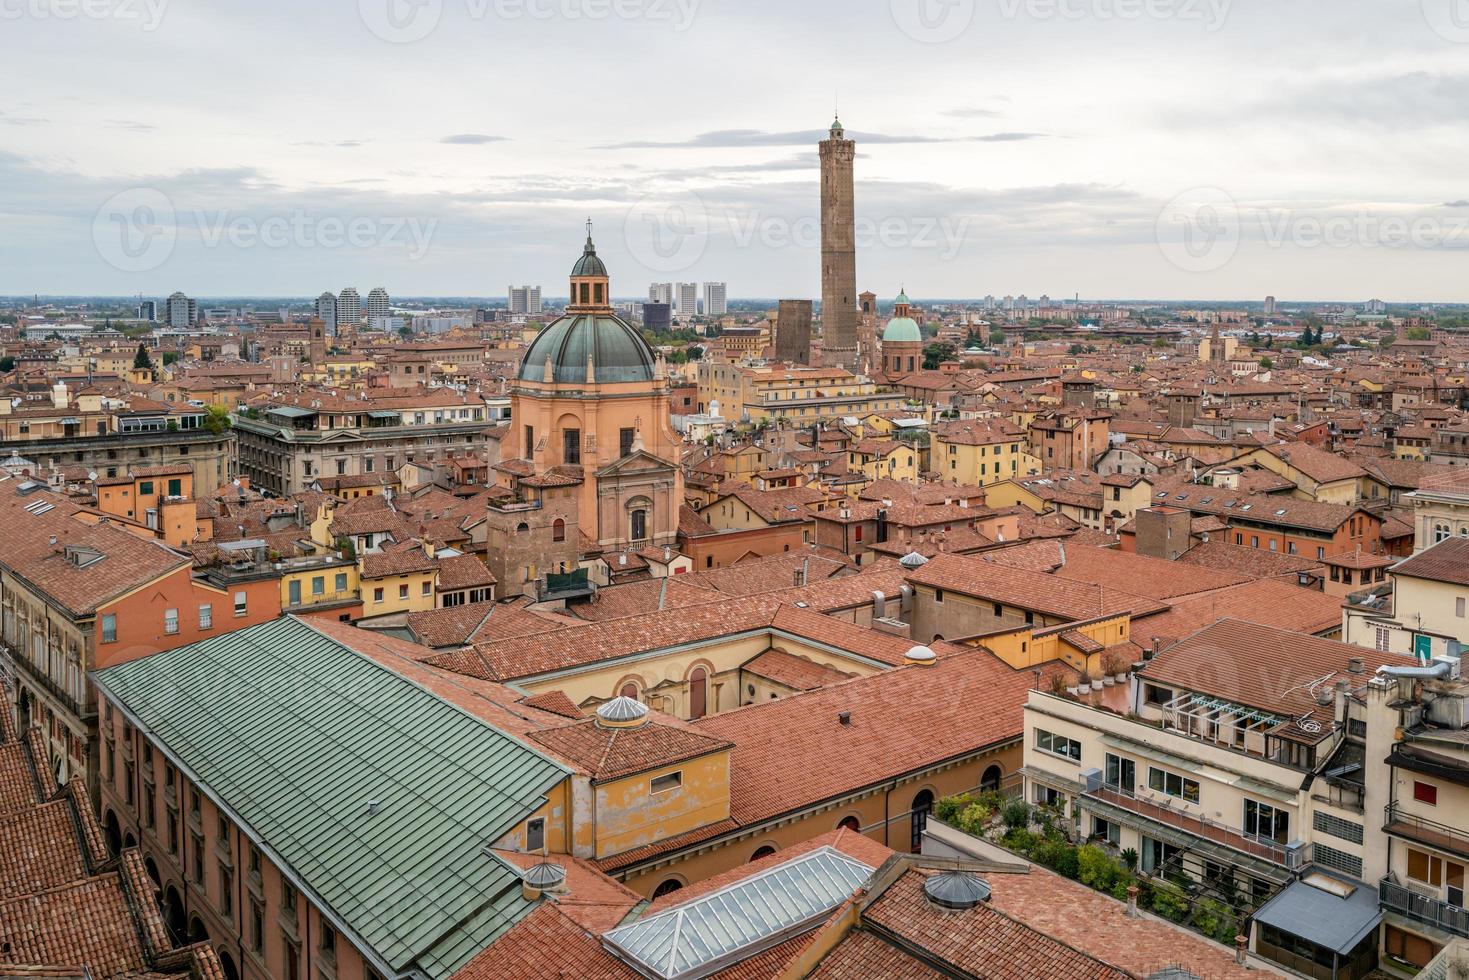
569,219,612,313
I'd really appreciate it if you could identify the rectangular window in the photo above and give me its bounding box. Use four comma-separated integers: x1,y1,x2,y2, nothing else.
374,587,384,603
1147,766,1200,804
192,833,205,883
163,608,179,635
335,573,348,592
524,425,535,460
563,428,581,465
198,604,212,629
219,863,233,916
251,901,264,952
620,427,636,457
398,584,409,600
1458,597,1466,619
1035,728,1082,762
1415,781,1439,805
526,817,545,852
421,580,431,596
1243,799,1289,845
234,591,247,617
282,881,297,914
320,923,336,959
651,771,683,794
312,576,325,596
101,613,117,643
1105,753,1135,793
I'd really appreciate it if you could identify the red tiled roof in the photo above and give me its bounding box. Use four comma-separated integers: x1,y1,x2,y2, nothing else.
528,717,733,782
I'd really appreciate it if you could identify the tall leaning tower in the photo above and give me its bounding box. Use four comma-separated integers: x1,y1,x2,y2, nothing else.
819,117,858,369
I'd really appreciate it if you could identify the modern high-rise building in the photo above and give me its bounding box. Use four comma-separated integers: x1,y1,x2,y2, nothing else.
649,282,674,305
366,287,391,320
337,287,362,326
819,117,858,368
674,282,699,319
165,291,197,329
511,285,546,315
137,299,156,322
314,291,338,333
703,282,728,317
1264,295,1277,316
776,299,813,366
509,285,543,315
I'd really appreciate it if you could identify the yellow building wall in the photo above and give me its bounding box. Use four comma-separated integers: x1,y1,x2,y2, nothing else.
596,754,731,859
280,565,360,612
360,570,436,615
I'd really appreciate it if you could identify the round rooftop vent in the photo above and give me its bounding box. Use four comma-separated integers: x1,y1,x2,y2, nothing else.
596,696,650,728
521,861,567,891
923,870,991,911
905,645,937,666
899,551,929,569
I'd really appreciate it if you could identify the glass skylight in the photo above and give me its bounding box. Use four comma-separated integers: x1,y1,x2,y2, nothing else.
602,846,873,978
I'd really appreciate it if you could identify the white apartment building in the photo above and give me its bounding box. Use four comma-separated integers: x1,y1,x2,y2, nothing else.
165,291,196,329
314,291,338,333
674,282,698,319
1343,537,1469,663
649,282,673,305
703,282,728,317
1023,618,1445,979
366,287,391,319
337,287,363,325
508,285,542,315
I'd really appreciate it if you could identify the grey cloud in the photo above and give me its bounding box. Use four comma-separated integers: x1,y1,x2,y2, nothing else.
598,129,1047,149
109,120,156,132
1444,200,1469,208
439,134,509,145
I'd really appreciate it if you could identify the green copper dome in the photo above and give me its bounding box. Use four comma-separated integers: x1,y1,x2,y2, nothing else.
882,316,921,343
570,233,608,278
518,312,655,384
894,289,910,305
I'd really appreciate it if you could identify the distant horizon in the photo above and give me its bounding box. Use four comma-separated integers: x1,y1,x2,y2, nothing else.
4,295,1467,311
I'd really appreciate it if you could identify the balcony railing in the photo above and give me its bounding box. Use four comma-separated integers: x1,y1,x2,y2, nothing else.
1385,802,1469,859
1381,877,1469,938
1084,780,1306,868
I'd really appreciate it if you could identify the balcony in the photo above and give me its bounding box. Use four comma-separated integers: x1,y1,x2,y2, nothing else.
1381,877,1469,938
1083,781,1307,869
1385,802,1469,861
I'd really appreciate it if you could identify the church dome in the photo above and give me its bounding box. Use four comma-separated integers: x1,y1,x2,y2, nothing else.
517,313,656,384
570,234,608,278
882,316,922,344
518,227,656,385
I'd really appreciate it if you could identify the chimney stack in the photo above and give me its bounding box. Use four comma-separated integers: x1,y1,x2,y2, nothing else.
1235,935,1248,966
1126,885,1140,918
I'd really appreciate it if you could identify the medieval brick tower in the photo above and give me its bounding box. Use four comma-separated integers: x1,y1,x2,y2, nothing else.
820,117,858,370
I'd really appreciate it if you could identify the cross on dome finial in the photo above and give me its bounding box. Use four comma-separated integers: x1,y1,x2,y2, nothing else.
585,217,594,243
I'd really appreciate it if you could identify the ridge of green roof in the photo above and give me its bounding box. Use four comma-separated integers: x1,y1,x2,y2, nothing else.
94,616,567,979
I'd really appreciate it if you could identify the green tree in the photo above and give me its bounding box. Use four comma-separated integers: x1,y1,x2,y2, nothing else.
133,343,153,369
397,326,413,338
922,342,956,370
202,404,232,434
1259,356,1273,370
0,357,13,372
1406,326,1431,341
989,327,1005,346
162,351,180,366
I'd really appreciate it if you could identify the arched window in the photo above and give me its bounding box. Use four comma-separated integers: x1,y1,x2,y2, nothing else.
910,789,935,853
652,879,684,899
1436,523,1451,544
631,509,648,543
553,519,565,543
218,952,240,980
689,667,708,720
620,682,639,700
750,846,777,862
837,815,861,833
517,522,530,534
981,765,1003,793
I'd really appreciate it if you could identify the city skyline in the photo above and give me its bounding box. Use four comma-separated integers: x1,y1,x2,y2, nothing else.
3,1,1468,300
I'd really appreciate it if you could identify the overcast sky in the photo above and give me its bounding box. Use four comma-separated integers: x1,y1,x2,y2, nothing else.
3,0,1467,302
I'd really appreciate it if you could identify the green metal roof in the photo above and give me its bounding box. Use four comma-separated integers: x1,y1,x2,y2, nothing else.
93,616,569,980
267,406,319,418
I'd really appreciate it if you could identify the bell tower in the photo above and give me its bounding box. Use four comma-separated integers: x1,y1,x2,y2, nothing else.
569,219,612,313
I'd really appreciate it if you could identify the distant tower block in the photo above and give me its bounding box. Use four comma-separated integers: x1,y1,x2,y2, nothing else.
819,117,858,369
776,300,814,366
